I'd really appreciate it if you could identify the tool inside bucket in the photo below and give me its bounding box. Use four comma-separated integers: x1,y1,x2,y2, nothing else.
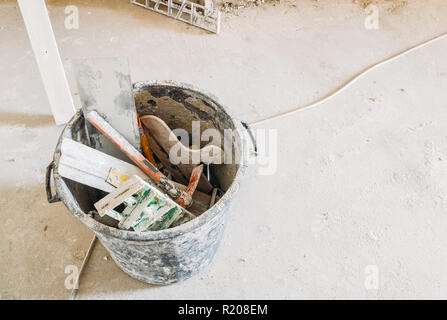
59,79,241,232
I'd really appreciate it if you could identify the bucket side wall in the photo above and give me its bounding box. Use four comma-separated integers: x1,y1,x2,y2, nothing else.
95,204,230,284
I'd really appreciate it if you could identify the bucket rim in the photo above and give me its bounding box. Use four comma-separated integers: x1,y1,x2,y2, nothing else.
52,80,248,242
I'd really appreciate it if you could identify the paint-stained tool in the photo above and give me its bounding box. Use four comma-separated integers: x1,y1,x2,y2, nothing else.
106,168,209,217
86,111,194,208
58,139,151,192
131,0,221,34
186,164,203,201
58,139,211,216
59,138,147,193
68,234,97,300
144,130,188,185
209,187,218,208
137,114,156,166
141,115,223,165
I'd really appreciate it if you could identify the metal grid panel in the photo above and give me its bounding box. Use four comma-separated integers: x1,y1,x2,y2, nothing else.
131,0,221,34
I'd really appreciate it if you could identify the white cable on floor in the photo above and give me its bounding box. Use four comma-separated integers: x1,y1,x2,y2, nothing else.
248,32,447,126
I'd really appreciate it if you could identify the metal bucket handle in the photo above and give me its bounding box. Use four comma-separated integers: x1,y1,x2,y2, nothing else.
45,160,61,203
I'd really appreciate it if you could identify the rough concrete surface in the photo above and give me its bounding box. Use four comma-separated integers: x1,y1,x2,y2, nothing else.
1,0,447,299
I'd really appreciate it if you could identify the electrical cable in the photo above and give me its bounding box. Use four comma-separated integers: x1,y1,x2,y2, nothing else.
248,32,447,126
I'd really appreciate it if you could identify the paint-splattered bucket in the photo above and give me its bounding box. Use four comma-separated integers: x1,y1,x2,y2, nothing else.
45,81,254,284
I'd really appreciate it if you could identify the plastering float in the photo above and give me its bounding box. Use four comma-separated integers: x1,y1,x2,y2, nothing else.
144,131,188,185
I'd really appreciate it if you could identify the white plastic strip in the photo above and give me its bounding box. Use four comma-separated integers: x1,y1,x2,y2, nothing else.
18,0,76,125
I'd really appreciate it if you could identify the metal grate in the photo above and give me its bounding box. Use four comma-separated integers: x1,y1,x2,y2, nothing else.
131,0,221,34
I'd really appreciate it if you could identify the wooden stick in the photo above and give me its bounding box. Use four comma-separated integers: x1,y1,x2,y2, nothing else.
73,58,141,161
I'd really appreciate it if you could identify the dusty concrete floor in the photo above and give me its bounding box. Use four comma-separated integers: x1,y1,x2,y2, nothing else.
1,0,447,299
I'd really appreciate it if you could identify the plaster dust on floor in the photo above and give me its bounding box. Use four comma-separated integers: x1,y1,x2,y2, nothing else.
1,0,447,299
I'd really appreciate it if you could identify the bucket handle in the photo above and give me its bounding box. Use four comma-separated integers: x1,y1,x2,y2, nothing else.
240,121,258,157
45,160,61,203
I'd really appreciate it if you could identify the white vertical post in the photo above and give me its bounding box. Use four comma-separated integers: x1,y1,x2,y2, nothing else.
18,0,76,125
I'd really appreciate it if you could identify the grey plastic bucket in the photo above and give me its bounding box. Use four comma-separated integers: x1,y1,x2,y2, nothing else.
46,81,252,285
